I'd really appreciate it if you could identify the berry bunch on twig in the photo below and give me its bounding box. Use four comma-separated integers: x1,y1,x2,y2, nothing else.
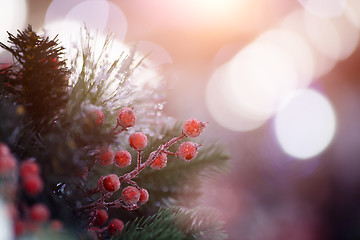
0,144,63,237
81,107,207,237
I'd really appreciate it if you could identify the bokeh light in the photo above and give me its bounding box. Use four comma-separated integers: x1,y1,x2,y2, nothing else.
346,0,360,29
228,41,298,120
130,40,173,66
304,10,359,61
206,64,266,132
274,89,337,159
64,0,109,32
105,2,128,41
280,10,337,78
45,0,84,24
0,0,27,54
257,29,314,88
298,0,347,18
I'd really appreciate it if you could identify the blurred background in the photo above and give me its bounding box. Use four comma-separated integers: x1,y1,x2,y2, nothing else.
1,0,360,239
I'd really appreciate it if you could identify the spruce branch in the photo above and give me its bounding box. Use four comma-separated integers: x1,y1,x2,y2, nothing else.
0,25,70,132
114,207,227,240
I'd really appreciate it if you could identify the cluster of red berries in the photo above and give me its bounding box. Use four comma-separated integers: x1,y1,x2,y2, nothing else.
20,159,43,196
95,147,132,168
0,143,63,237
12,202,63,237
88,209,125,237
84,107,207,236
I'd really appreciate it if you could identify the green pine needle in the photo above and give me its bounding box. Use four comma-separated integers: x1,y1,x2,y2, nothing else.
114,207,227,240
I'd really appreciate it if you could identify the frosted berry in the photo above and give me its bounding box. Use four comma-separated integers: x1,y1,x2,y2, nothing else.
115,150,132,168
102,174,120,192
107,218,124,236
129,132,147,151
20,159,40,179
30,204,50,223
0,143,10,157
182,118,207,138
138,188,149,205
149,152,167,170
22,174,44,195
122,186,140,205
87,109,105,126
96,147,115,166
117,107,136,129
0,155,16,175
94,209,109,226
176,141,199,161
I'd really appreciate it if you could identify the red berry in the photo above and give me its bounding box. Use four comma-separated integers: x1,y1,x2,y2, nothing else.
122,186,140,205
20,159,40,179
96,147,115,166
117,107,136,129
176,141,199,161
138,188,149,205
115,150,132,168
182,118,207,138
50,220,63,231
14,219,26,237
149,152,167,170
0,155,16,175
30,204,50,223
0,143,10,157
94,209,108,226
22,174,43,195
129,132,147,151
107,218,124,236
102,174,120,192
87,109,105,126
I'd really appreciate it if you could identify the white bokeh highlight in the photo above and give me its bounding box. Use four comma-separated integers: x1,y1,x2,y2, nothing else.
206,64,266,132
257,29,315,88
65,0,109,32
298,0,347,18
274,89,337,159
0,0,27,54
228,41,298,119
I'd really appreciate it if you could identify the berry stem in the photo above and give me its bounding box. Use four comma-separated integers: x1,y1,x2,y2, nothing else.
136,150,141,169
126,179,139,189
119,133,185,182
112,127,125,135
162,150,176,156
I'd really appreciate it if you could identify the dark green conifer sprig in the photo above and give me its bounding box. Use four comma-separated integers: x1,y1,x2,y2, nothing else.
115,207,227,240
0,25,69,132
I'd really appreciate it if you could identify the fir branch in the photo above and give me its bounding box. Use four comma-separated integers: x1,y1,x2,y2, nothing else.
115,207,227,240
171,207,228,240
114,207,185,240
0,25,70,132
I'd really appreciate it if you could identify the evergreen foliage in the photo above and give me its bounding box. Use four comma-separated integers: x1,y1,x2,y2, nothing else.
0,25,69,132
0,25,230,239
115,207,227,240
